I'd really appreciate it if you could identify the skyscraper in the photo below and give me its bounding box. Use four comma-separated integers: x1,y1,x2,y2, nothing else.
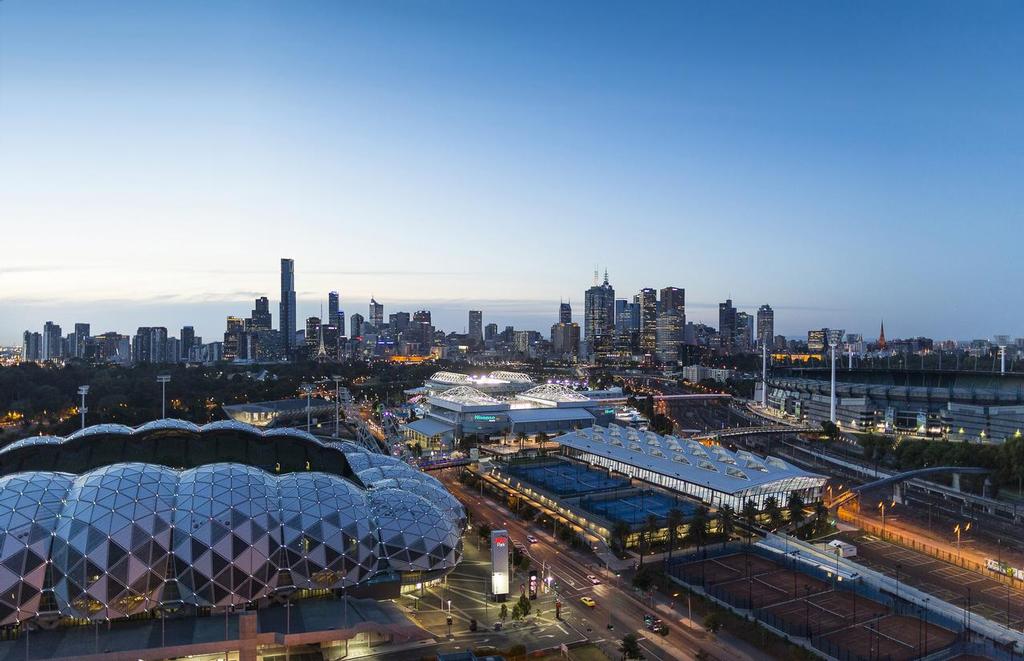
659,287,685,316
736,311,754,351
21,331,41,362
756,305,775,350
638,288,658,352
251,297,272,331
584,270,615,353
468,310,483,345
369,298,384,330
180,326,196,360
655,308,684,363
328,291,341,328
279,258,296,360
412,310,433,352
718,299,737,353
484,323,498,342
305,316,322,358
389,312,411,334
350,313,365,338
224,316,245,360
559,301,572,324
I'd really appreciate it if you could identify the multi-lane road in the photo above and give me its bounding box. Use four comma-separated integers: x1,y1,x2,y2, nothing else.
438,472,762,661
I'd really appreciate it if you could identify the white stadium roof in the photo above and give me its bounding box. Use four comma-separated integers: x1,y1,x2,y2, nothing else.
556,425,825,496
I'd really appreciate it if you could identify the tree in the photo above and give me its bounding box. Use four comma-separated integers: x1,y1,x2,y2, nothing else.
517,593,531,617
619,633,643,659
611,520,631,554
741,500,759,545
820,421,840,444
704,611,724,633
684,505,709,550
787,492,806,529
641,513,659,565
812,501,829,535
516,431,527,452
764,496,784,531
500,603,508,621
665,508,685,562
478,523,492,543
718,505,736,548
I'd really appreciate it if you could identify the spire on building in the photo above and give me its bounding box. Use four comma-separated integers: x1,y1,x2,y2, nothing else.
878,320,887,349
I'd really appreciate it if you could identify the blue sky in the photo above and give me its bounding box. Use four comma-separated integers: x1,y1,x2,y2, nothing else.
1,1,1021,343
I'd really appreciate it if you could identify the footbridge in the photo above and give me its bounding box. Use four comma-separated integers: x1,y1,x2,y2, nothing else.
831,466,993,509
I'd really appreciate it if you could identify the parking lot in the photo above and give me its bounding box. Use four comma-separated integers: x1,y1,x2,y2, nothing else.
840,531,1024,631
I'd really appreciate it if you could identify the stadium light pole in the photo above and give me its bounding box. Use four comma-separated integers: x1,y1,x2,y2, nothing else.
332,375,343,438
302,384,314,432
829,341,838,423
156,375,171,418
77,385,90,430
760,342,768,407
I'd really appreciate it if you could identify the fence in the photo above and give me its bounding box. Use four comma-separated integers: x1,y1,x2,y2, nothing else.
837,507,1024,590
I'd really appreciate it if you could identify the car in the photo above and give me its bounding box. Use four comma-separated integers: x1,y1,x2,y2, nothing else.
586,574,601,585
643,614,654,627
579,596,596,608
526,535,538,544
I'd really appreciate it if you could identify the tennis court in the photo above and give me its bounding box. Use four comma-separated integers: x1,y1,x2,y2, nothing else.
580,490,698,526
505,459,630,496
767,590,889,637
821,614,956,661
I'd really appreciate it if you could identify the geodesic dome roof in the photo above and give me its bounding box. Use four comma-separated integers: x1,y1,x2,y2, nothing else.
369,488,461,574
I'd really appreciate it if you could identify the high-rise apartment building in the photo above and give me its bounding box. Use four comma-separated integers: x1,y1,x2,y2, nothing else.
72,323,91,359
279,258,296,360
807,328,829,353
389,312,410,334
412,310,433,351
736,311,754,351
468,310,483,345
485,323,498,342
42,321,62,361
224,316,245,360
756,305,775,350
21,331,41,362
180,326,196,361
305,316,322,358
584,271,615,352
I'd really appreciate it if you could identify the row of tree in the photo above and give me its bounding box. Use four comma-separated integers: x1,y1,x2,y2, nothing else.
610,491,828,563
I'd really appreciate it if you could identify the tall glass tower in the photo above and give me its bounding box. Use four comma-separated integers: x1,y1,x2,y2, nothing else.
279,258,296,359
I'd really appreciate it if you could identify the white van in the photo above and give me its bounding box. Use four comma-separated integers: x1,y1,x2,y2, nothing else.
827,539,857,558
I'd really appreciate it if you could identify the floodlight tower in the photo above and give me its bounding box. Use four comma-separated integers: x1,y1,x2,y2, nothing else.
760,341,768,407
995,335,1009,375
331,375,343,438
830,341,838,422
77,385,90,430
301,383,314,432
156,375,171,418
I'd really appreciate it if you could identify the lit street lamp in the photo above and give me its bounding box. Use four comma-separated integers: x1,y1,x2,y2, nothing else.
954,521,971,558
156,375,171,418
77,385,90,430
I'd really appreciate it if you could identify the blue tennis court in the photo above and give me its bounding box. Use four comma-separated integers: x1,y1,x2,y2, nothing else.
581,490,698,526
505,459,630,496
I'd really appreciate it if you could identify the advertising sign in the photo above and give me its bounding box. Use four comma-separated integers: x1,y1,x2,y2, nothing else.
490,529,510,598
528,570,538,600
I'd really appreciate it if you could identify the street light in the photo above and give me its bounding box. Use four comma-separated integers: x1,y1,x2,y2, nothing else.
954,521,970,558
77,385,90,430
331,375,343,438
156,375,171,418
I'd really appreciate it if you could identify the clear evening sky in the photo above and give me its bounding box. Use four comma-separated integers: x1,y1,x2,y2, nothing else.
1,1,1021,344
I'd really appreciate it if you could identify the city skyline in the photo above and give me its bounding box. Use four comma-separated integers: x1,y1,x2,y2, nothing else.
3,2,1023,342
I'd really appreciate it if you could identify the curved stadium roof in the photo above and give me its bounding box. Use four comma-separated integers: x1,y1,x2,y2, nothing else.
0,421,465,626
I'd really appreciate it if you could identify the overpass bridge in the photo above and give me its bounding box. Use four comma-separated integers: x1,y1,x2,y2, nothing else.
830,465,993,509
693,424,820,443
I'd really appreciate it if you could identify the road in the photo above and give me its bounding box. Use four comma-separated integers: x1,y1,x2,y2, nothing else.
441,473,763,661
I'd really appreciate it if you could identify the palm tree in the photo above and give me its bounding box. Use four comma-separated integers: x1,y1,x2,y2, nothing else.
611,520,631,554
741,499,759,546
665,508,685,563
516,432,527,453
685,505,710,551
812,501,829,535
718,505,736,549
788,492,806,530
641,513,659,565
764,496,784,531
